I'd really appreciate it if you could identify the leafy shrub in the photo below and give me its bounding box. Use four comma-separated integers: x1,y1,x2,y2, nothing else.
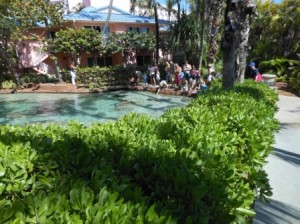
60,65,135,87
259,58,300,92
19,72,58,84
1,80,17,89
0,81,279,223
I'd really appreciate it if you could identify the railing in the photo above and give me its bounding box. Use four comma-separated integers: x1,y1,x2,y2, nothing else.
33,62,56,75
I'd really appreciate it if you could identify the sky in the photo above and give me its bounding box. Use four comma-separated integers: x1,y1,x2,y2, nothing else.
157,0,189,10
65,0,283,13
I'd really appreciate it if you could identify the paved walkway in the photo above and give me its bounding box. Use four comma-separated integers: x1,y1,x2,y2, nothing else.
253,95,300,224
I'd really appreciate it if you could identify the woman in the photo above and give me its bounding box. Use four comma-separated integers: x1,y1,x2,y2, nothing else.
148,63,157,86
174,64,182,87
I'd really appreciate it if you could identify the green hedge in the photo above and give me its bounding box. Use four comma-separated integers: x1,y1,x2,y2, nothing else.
61,65,136,89
0,80,279,223
19,72,58,85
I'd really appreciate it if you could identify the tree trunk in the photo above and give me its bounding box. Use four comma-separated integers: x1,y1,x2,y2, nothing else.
197,0,206,72
154,1,159,64
222,0,256,88
207,0,223,73
176,0,181,23
235,1,256,83
222,42,236,89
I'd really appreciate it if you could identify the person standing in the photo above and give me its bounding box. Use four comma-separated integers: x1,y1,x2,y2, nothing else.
174,64,182,87
70,62,77,86
169,60,175,85
156,68,160,84
165,61,171,84
191,65,199,90
183,60,192,90
148,63,157,86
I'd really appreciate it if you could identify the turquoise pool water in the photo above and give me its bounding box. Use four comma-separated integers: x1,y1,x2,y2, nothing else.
0,91,191,125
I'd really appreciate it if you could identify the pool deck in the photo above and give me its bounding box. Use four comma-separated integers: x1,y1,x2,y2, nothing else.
0,83,194,96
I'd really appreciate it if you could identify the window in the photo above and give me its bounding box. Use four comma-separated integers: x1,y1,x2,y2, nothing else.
137,55,151,66
84,26,110,34
87,56,113,67
128,27,149,33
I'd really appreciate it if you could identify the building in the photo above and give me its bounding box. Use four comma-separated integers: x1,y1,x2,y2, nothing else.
18,1,168,76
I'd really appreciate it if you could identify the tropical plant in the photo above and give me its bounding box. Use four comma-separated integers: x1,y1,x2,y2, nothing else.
0,0,63,84
1,80,17,89
111,32,155,66
169,12,202,65
130,0,160,64
250,0,300,62
48,28,112,65
259,58,300,92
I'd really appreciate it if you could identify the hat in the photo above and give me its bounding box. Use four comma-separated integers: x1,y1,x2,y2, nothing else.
248,62,255,67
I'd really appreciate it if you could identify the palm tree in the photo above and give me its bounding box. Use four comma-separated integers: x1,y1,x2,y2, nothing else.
165,0,181,23
102,0,113,42
222,0,257,88
206,0,223,74
189,0,208,71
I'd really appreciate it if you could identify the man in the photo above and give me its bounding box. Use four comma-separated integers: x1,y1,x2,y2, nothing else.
248,62,259,80
183,61,192,90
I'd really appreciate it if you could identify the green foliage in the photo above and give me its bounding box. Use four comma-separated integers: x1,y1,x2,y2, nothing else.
111,32,156,53
49,28,155,66
259,58,290,77
1,80,17,89
48,28,105,61
19,73,58,84
60,65,135,87
0,81,279,223
250,0,300,61
259,58,300,92
288,60,300,92
170,13,204,64
0,0,63,79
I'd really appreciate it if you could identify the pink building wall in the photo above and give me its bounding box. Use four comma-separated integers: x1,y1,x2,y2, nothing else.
19,4,156,74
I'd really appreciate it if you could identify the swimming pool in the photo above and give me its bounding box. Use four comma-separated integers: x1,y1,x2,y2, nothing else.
0,91,190,125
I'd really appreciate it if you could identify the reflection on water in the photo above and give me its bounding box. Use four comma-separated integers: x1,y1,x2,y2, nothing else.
0,91,190,125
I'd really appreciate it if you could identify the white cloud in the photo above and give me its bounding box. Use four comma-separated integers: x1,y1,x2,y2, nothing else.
67,0,130,12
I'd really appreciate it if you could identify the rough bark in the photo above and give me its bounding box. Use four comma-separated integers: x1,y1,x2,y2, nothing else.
222,0,256,88
207,0,223,73
197,0,207,72
154,2,159,64
235,1,256,83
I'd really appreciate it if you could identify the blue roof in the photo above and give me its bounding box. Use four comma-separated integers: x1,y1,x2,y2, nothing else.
63,5,168,24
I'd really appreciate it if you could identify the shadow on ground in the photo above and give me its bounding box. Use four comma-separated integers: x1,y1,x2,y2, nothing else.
272,147,300,167
253,198,300,224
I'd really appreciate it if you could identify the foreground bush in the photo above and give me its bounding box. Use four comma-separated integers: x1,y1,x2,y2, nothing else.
0,81,279,223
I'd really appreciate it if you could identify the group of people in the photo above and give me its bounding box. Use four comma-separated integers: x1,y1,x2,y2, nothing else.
69,60,260,89
163,60,214,93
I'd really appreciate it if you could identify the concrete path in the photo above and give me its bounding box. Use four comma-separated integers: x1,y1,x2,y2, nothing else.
253,95,300,224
